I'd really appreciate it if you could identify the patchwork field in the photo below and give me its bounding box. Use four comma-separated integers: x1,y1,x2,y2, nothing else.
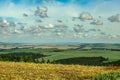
0,47,119,65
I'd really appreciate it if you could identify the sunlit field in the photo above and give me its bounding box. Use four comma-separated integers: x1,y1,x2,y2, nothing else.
0,62,120,80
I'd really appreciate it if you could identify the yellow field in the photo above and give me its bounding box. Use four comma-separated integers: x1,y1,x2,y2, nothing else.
0,62,120,80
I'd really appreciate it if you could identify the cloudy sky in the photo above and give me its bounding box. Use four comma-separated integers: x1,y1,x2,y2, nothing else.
0,0,120,44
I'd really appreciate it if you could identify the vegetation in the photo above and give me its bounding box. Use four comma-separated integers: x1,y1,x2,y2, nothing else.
0,51,119,65
0,52,47,63
0,44,119,79
53,56,108,65
0,62,119,80
92,71,120,80
0,48,119,65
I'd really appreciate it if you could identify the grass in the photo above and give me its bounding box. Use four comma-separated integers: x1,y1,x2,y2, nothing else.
0,48,120,63
40,50,120,62
92,71,120,80
0,61,120,80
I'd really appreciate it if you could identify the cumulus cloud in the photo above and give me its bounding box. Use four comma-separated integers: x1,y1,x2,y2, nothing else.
0,18,18,35
13,29,22,34
39,12,48,18
56,32,63,36
37,6,48,12
83,33,89,37
0,18,10,27
19,26,26,31
74,24,83,27
44,23,54,29
0,18,16,27
53,24,68,33
108,14,120,22
90,20,103,25
79,12,93,20
27,26,41,34
35,6,48,18
73,25,85,33
23,13,28,17
74,32,90,38
107,34,120,39
57,20,62,23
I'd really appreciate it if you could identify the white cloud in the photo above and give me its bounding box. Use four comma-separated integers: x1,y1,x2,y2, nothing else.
79,12,93,20
34,6,48,18
0,18,10,27
13,29,22,34
90,20,103,25
37,6,48,12
73,25,85,33
74,24,83,27
0,18,16,27
56,32,63,36
44,23,54,29
108,14,120,22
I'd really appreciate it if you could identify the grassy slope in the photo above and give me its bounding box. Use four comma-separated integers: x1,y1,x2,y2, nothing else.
41,50,120,62
0,48,120,62
0,62,120,80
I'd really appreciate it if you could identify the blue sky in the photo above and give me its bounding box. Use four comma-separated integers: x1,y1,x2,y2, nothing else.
0,0,120,44
0,0,94,5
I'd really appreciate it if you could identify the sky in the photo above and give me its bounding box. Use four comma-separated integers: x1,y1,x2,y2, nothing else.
0,0,120,44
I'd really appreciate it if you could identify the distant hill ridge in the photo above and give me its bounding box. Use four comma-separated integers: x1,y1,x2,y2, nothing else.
0,42,120,46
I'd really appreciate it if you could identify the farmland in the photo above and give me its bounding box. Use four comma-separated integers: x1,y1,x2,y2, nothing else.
0,46,120,65
0,43,120,79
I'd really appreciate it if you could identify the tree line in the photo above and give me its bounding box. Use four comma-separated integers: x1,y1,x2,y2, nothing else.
0,52,47,63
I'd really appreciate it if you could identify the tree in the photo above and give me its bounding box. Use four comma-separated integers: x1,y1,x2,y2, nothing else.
27,56,33,62
35,58,39,63
20,56,24,62
0,56,2,61
52,59,56,64
47,59,51,63
41,58,45,63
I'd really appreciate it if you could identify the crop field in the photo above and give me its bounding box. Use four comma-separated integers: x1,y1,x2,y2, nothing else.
0,62,120,80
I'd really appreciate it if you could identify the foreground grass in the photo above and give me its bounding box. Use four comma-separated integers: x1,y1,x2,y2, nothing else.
0,62,120,80
93,71,120,80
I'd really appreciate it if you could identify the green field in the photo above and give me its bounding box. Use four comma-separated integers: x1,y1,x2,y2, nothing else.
0,47,120,65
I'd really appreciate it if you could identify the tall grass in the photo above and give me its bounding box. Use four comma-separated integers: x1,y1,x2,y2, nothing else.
0,62,119,80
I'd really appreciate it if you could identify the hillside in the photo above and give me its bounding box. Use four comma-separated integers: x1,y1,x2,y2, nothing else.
0,62,120,80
